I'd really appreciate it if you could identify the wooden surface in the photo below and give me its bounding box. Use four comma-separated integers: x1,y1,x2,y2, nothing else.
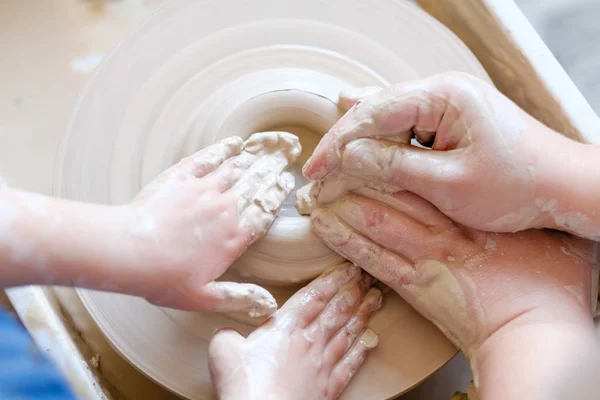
417,0,600,145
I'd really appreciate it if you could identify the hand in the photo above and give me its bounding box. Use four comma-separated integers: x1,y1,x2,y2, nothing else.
124,132,300,315
208,262,382,400
309,188,598,358
302,72,589,234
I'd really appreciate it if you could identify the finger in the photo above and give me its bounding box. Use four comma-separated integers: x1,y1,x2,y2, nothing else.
192,281,277,317
352,187,454,230
341,138,453,198
294,173,402,217
328,193,435,261
327,329,379,399
315,171,393,206
294,174,368,216
295,181,321,216
274,262,362,331
244,131,302,160
303,75,469,180
324,288,382,371
239,172,295,242
208,328,245,384
311,208,415,288
173,136,244,178
228,156,288,214
203,151,258,192
227,132,300,216
303,273,376,345
338,86,383,112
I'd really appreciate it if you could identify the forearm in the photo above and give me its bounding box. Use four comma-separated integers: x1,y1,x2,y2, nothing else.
473,318,599,400
535,135,600,240
0,188,142,293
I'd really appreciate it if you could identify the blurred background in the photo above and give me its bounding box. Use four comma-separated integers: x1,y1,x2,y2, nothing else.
517,0,600,113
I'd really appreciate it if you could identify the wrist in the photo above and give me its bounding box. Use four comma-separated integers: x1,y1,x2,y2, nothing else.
471,306,598,400
533,135,600,238
51,202,141,291
39,199,151,297
106,204,167,298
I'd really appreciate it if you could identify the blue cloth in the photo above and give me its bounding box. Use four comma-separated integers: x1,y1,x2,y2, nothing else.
0,308,77,399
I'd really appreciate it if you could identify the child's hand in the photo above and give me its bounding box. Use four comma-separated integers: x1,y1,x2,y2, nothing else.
209,263,382,400
126,132,300,315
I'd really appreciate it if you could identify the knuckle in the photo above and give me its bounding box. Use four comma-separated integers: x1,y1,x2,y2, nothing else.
329,371,348,396
208,329,233,352
312,288,330,306
434,71,480,99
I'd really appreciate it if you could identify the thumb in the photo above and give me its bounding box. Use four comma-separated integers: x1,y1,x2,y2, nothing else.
173,281,277,317
208,328,245,382
341,138,452,196
338,86,383,112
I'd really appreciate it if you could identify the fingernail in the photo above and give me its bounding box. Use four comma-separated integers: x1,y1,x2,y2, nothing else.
365,288,384,311
224,136,243,146
301,158,311,176
358,329,379,349
212,283,277,318
295,182,320,215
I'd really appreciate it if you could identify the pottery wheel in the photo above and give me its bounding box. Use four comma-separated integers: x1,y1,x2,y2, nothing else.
55,0,491,398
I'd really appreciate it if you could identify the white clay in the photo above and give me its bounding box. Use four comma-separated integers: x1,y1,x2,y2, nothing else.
302,330,315,344
294,169,401,216
401,260,485,355
209,282,277,317
483,205,539,232
536,198,599,240
239,173,295,236
230,132,300,235
294,181,320,216
317,274,363,334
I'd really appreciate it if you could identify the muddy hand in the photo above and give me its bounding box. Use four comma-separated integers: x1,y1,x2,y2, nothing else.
311,189,598,359
302,72,592,235
128,132,300,315
208,262,382,400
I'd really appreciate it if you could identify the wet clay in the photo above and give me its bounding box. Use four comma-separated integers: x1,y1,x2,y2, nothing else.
232,132,301,237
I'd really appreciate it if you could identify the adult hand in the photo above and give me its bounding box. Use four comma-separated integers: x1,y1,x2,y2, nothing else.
208,262,382,400
302,72,592,235
125,132,300,315
309,189,599,398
